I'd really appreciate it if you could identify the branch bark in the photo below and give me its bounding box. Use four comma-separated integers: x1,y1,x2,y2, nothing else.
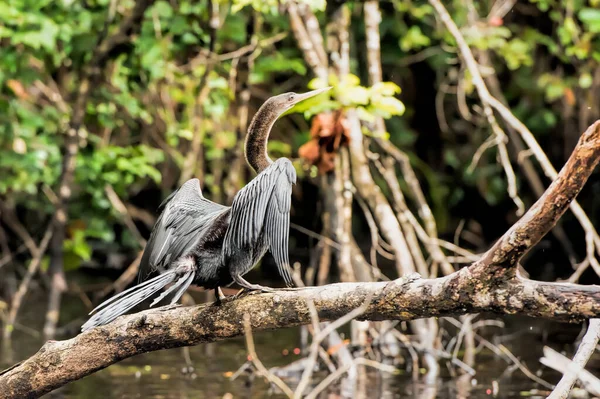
1,270,599,398
2,120,600,399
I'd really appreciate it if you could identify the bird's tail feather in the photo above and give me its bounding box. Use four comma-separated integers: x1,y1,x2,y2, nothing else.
150,271,195,307
81,270,193,332
88,271,174,315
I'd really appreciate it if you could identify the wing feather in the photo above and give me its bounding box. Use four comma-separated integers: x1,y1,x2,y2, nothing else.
223,158,296,286
139,178,227,282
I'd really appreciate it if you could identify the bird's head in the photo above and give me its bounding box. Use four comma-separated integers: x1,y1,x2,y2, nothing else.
267,86,333,115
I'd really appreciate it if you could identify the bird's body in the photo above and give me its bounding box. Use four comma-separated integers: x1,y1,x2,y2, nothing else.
139,157,296,292
81,87,330,331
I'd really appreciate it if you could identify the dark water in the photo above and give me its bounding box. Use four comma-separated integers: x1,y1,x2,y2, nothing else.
2,276,598,399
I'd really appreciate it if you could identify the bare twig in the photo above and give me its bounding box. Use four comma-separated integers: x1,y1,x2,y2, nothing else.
295,295,373,398
104,185,146,247
541,347,600,397
2,224,53,340
547,319,600,399
243,313,295,398
287,2,327,81
290,223,342,251
375,140,455,274
371,157,429,277
0,200,42,258
97,252,143,299
429,0,525,215
496,343,554,389
305,357,397,399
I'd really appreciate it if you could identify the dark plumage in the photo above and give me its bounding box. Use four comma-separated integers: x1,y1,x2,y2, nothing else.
81,87,331,331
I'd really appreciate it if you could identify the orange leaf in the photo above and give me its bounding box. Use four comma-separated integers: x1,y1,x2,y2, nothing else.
564,87,576,106
298,139,321,164
7,79,29,100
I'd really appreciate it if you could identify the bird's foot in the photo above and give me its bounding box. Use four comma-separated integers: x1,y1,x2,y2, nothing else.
212,287,227,306
158,303,182,312
231,275,275,296
279,287,302,291
233,285,274,299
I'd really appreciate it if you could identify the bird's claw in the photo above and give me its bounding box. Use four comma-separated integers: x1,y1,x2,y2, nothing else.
233,285,274,299
158,303,182,312
212,287,229,306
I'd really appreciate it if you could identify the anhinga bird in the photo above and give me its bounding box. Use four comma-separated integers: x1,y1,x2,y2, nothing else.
81,87,331,331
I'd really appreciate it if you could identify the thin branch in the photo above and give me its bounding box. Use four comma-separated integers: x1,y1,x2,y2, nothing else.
305,357,397,399
287,2,327,81
541,346,600,397
497,344,553,389
547,319,600,399
104,185,146,247
375,139,455,274
475,121,600,270
0,200,42,258
290,223,342,251
371,157,429,277
2,224,53,340
430,0,600,279
243,313,295,398
429,0,525,215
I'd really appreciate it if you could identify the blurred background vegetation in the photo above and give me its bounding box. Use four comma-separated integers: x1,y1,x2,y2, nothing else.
1,0,600,394
2,0,600,279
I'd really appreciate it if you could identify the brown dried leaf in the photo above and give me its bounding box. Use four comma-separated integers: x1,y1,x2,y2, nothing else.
301,111,352,175
298,139,320,164
310,113,336,138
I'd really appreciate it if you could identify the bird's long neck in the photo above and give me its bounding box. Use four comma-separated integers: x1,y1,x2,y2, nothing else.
245,101,280,174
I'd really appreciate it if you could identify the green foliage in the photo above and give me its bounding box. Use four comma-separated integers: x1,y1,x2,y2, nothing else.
2,0,600,271
292,74,405,139
232,0,326,13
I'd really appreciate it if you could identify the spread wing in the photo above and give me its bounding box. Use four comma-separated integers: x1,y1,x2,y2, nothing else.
139,178,227,282
222,158,296,286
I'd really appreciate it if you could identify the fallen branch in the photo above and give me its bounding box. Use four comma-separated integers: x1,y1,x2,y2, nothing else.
1,122,600,398
1,270,599,398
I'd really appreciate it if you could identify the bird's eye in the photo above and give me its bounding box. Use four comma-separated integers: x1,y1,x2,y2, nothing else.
289,95,295,101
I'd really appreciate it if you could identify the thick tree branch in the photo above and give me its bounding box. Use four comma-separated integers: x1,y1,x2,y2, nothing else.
1,270,599,398
2,107,600,399
476,121,600,271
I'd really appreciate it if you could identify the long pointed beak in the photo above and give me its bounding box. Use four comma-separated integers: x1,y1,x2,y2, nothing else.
291,86,333,105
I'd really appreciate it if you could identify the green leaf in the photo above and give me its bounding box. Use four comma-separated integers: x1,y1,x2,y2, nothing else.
400,26,431,51
338,86,370,106
154,1,173,18
579,8,600,33
372,82,401,96
371,96,406,117
579,72,593,89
